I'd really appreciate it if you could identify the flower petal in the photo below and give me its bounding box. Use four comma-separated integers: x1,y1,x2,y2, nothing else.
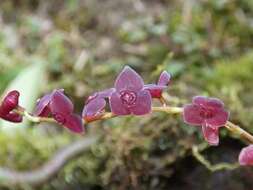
144,84,165,98
85,88,114,105
50,90,74,116
158,71,171,86
239,145,253,166
206,98,224,109
131,90,152,115
115,66,144,92
2,112,23,123
98,88,115,98
64,114,84,133
202,124,219,146
85,92,99,104
34,93,52,116
0,90,20,115
109,92,131,115
82,97,106,121
183,104,204,126
193,96,224,109
192,96,207,106
205,109,229,128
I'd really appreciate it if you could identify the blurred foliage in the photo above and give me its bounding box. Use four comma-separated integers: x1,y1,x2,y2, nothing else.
0,0,253,189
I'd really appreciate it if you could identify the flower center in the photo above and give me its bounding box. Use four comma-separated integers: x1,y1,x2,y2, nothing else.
199,107,214,119
52,113,66,124
120,90,137,106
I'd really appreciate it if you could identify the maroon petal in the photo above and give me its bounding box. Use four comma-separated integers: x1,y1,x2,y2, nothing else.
201,124,219,146
0,90,20,115
206,98,224,109
205,109,229,128
2,112,23,123
85,92,99,104
115,66,144,92
85,88,114,105
64,114,84,133
34,93,52,116
109,92,131,115
131,90,152,115
183,104,204,126
239,145,253,166
193,96,224,109
37,106,51,117
158,71,171,86
192,96,207,106
144,84,165,98
82,98,106,121
50,90,74,116
98,88,115,98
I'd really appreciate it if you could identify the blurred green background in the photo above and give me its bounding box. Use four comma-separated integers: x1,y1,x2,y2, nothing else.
0,0,253,189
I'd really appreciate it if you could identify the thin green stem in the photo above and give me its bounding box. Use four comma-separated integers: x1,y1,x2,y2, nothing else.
14,109,56,123
84,112,116,123
152,106,183,114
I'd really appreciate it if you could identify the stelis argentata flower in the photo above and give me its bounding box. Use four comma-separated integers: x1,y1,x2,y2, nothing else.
109,66,152,115
34,89,84,133
183,96,229,146
239,145,253,166
82,88,114,122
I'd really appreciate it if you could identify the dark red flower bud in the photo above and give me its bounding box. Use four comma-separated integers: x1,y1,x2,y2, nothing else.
144,71,171,99
0,90,23,123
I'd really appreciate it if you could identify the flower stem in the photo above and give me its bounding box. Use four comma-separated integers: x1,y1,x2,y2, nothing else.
225,121,253,144
152,106,183,114
12,106,253,145
84,112,116,123
83,106,183,123
14,108,56,123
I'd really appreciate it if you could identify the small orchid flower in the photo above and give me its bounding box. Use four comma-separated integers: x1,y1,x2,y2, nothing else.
109,66,152,115
239,145,253,166
82,88,114,122
34,89,84,133
0,90,23,123
183,96,229,146
34,89,64,117
144,71,171,99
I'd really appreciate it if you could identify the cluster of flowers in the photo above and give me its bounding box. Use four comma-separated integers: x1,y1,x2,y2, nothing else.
0,66,252,166
83,66,171,120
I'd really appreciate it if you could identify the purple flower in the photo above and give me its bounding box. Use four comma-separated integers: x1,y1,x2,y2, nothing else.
0,90,23,123
34,89,84,133
144,71,171,99
183,96,229,146
239,145,253,166
82,88,114,122
109,66,152,115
